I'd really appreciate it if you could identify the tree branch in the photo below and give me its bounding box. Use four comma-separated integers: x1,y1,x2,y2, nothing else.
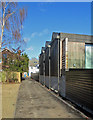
5,10,16,22
0,19,2,26
5,2,10,9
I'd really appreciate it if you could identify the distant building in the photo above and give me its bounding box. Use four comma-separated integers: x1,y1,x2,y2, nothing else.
29,58,39,77
29,65,39,77
29,58,39,67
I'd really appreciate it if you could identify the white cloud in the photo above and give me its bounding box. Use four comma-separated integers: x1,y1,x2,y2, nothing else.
31,29,49,38
43,29,49,34
38,29,49,36
24,37,30,42
31,32,37,38
26,46,33,51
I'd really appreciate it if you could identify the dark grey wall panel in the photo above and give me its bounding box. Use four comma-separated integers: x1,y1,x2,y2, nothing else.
39,53,44,75
66,69,93,114
50,39,58,76
45,47,49,76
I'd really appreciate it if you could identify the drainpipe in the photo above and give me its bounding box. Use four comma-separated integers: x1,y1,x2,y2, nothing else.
65,38,68,71
43,50,45,86
57,35,60,93
48,45,51,89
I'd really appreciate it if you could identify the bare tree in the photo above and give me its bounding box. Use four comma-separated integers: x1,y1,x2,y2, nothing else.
0,1,27,51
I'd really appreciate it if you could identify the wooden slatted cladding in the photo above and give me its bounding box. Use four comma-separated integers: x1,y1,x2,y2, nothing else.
61,40,85,70
66,69,93,114
67,42,85,69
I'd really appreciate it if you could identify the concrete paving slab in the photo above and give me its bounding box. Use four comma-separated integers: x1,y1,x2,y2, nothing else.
15,79,85,118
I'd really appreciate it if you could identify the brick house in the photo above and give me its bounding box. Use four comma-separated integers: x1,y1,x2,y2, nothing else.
2,48,21,70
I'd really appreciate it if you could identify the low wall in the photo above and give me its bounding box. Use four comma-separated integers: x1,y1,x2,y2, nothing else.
39,75,44,85
59,75,66,98
0,71,21,83
50,76,58,91
66,69,93,114
31,73,39,81
45,76,49,88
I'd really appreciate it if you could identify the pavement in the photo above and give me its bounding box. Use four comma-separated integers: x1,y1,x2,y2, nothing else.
14,78,86,118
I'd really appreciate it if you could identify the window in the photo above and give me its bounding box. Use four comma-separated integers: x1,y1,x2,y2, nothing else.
3,54,7,59
85,44,93,69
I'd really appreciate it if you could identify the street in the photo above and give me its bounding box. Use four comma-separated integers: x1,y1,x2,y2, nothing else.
15,79,84,118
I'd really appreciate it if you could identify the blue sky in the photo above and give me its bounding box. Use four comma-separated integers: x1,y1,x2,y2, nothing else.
19,2,91,59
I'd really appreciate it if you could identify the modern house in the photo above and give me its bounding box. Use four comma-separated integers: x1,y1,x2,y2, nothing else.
39,32,93,115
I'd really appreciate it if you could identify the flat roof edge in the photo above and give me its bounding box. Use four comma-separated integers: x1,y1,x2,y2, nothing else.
60,32,92,37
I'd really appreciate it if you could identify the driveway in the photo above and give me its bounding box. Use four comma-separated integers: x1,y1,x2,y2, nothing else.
15,79,84,118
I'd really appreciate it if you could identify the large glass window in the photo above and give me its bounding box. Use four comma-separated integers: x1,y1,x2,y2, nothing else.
85,44,93,69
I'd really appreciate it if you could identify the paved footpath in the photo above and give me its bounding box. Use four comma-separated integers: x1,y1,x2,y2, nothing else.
15,79,85,118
